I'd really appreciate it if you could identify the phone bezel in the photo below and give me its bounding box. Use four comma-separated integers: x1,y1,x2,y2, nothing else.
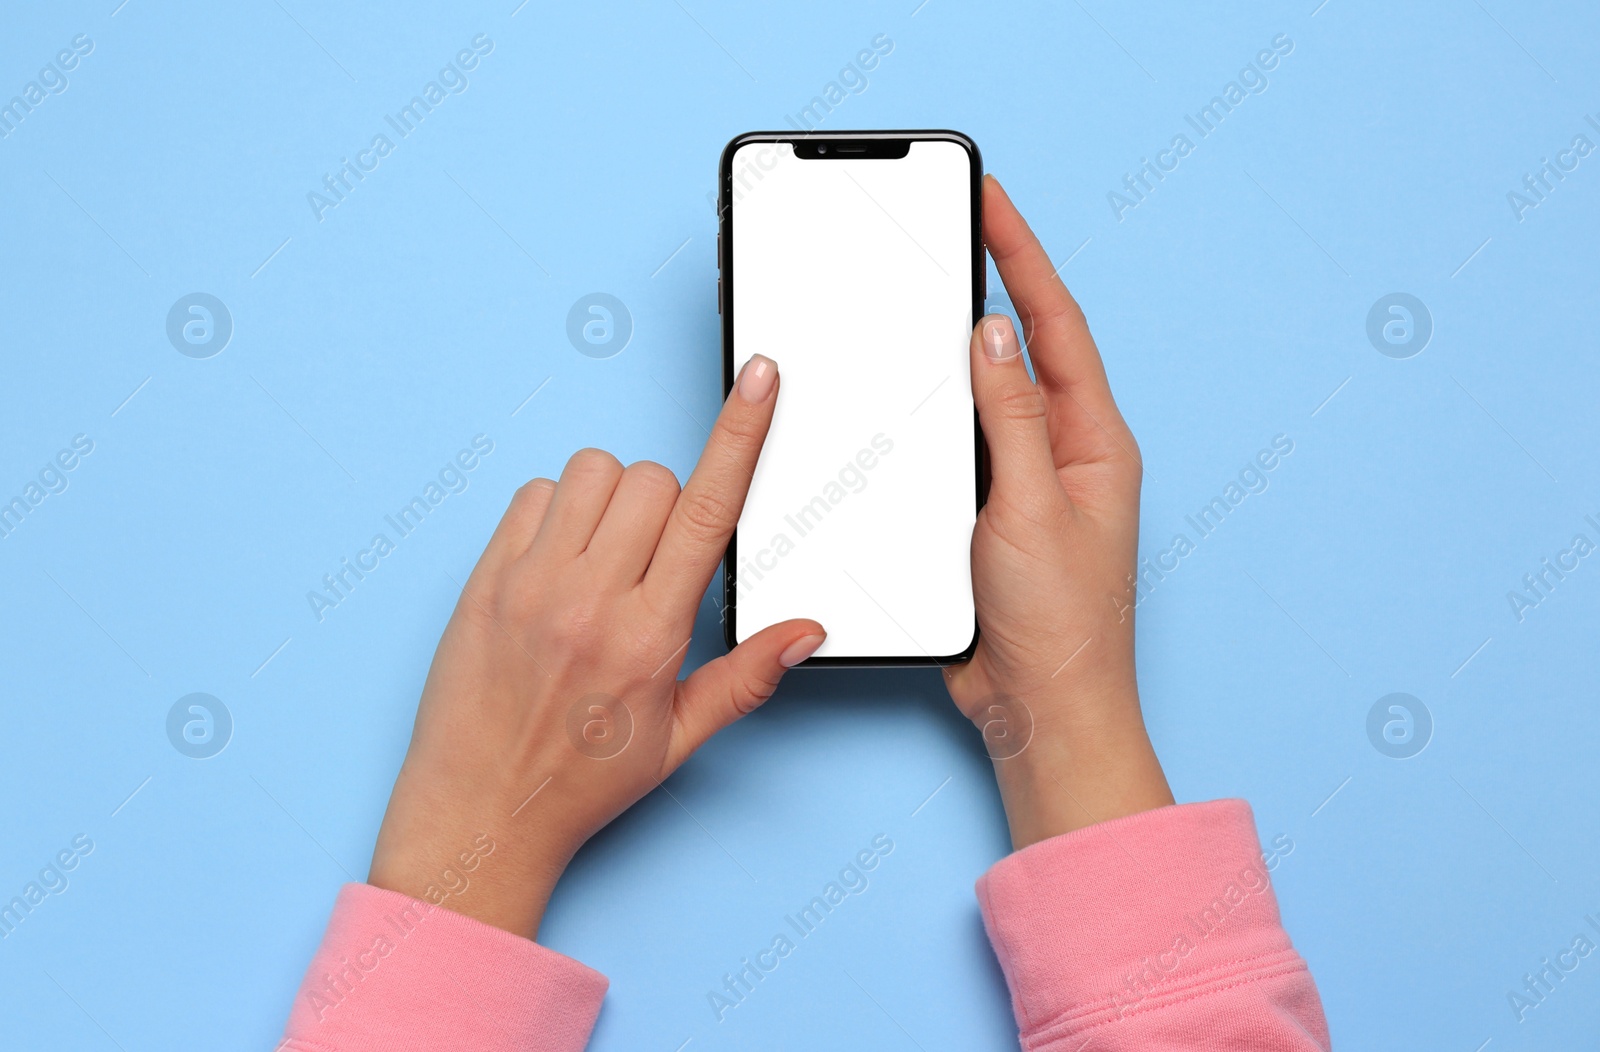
717,129,987,668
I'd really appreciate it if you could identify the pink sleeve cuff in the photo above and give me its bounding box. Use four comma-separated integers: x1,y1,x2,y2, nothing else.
279,884,608,1052
976,800,1328,1050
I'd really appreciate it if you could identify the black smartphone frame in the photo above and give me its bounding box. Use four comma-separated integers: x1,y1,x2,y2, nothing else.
717,129,987,668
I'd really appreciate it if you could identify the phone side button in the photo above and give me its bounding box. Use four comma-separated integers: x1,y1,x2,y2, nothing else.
717,277,722,314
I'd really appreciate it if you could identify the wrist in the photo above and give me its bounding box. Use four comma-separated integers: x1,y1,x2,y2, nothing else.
368,796,577,940
988,685,1173,850
369,846,566,939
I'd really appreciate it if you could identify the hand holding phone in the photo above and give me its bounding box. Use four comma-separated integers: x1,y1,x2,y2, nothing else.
948,177,1173,850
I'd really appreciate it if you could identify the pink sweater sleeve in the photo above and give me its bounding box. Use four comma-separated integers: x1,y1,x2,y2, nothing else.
976,799,1330,1051
277,884,608,1052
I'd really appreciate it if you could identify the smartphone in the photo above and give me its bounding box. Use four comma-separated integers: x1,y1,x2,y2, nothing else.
718,130,984,666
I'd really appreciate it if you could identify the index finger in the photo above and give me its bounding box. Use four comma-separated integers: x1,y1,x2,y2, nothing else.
644,354,779,610
983,175,1117,416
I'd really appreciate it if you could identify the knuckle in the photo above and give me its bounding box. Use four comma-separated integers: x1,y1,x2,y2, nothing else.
509,477,555,512
993,381,1048,422
567,447,623,478
628,460,682,500
713,410,764,447
1124,435,1145,478
730,664,779,714
676,486,734,537
1068,297,1089,328
1035,294,1088,333
545,600,603,647
1097,424,1143,485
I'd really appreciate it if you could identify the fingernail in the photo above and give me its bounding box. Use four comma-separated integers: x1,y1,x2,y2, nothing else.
737,354,777,402
982,316,1019,363
779,633,825,667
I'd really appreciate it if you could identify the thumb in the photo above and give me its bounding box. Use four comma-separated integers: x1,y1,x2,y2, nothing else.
971,314,1061,504
665,620,825,771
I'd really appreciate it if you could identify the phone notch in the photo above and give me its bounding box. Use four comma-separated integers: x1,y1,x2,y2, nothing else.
792,139,912,160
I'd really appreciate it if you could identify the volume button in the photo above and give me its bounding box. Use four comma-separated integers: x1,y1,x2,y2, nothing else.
717,277,722,314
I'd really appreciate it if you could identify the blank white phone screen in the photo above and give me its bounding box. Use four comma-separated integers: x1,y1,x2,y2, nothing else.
730,140,976,659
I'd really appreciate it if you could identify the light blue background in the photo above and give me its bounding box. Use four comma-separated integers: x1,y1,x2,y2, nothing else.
2,1,1597,1048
